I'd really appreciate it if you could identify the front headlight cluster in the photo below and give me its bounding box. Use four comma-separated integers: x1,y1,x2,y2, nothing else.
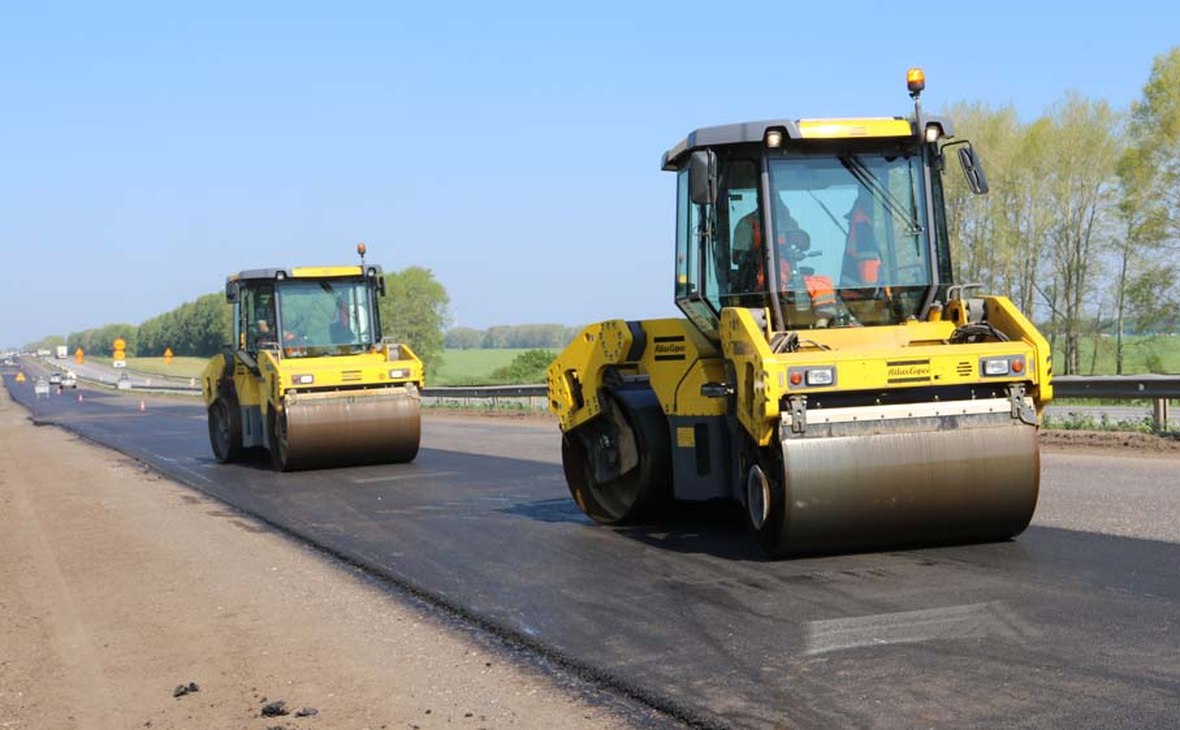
787,366,836,388
980,356,1026,377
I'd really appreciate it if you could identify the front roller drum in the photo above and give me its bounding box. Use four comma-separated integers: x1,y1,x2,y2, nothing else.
270,385,421,471
748,418,1040,556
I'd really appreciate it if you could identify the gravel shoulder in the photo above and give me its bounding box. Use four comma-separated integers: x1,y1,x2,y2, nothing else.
1038,428,1180,456
0,385,638,730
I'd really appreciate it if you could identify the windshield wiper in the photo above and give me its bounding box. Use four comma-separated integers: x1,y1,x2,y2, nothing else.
806,190,849,237
838,153,923,236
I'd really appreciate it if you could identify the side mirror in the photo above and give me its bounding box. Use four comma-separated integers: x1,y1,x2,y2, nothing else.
689,149,717,205
957,145,989,195
225,281,239,303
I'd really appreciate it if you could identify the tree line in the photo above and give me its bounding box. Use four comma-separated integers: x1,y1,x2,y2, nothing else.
944,48,1180,374
444,324,580,350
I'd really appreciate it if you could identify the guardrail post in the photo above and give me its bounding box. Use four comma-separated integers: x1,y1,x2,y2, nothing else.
1153,399,1170,433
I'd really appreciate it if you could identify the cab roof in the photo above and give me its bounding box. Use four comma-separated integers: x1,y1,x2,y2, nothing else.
660,114,953,170
228,264,383,283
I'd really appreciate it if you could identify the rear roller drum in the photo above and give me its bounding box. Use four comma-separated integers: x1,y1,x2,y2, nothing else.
562,390,671,524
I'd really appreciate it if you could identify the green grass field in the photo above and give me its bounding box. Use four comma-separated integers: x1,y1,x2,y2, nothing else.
116,356,209,379
1049,334,1180,375
431,348,540,386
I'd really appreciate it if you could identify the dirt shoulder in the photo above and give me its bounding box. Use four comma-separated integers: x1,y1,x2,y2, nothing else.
1038,428,1180,456
0,385,641,730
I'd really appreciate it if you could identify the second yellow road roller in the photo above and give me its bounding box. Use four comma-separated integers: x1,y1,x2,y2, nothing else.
203,246,424,471
547,69,1052,556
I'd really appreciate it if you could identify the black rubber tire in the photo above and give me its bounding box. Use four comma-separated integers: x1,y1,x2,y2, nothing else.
269,409,292,472
741,435,788,558
561,389,671,524
208,395,243,464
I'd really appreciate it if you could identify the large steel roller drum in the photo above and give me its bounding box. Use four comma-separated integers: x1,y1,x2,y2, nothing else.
748,412,1040,556
275,386,420,470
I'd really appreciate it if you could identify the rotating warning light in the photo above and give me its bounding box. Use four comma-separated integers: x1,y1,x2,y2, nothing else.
907,67,926,97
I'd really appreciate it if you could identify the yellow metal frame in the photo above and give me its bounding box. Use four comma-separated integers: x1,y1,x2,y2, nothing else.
202,343,423,420
548,295,1051,447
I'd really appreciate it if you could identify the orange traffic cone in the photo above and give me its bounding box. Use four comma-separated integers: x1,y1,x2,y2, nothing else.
139,400,146,412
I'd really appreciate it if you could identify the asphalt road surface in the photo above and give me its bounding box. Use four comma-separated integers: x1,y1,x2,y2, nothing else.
3,369,1178,729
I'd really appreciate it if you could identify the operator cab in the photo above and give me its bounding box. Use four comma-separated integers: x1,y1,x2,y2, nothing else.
226,266,385,361
664,70,987,337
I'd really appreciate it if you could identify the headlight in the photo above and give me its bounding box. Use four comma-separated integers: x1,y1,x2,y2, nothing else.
389,368,410,379
787,365,836,388
292,374,314,385
805,367,835,386
982,358,1010,376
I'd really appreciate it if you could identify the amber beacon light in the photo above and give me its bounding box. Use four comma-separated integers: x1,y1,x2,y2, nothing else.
906,67,926,98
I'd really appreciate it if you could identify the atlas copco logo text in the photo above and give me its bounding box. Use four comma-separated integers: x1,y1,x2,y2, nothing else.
887,364,931,378
655,343,686,355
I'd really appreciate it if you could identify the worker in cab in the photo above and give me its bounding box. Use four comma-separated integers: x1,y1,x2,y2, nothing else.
733,197,838,326
249,289,278,350
329,295,356,344
841,187,882,293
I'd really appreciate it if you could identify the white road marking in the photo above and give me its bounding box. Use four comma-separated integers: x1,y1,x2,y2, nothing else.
804,601,1036,656
352,471,459,484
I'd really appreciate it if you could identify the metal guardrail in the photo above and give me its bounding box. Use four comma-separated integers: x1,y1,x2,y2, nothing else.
423,384,547,399
1050,375,1180,399
1052,375,1175,432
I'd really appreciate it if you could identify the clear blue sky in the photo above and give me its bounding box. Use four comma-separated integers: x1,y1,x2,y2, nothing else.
1,1,1176,349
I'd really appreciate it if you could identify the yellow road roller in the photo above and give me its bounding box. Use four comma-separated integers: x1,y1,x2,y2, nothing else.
548,69,1052,555
202,247,424,471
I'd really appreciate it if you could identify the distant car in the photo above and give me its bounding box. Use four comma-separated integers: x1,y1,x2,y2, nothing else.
48,372,62,386
62,371,77,389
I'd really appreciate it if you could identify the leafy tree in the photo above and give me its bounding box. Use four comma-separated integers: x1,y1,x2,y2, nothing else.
379,266,450,377
23,335,65,352
1112,47,1180,371
946,94,1121,374
135,292,231,356
490,349,555,383
445,326,484,349
482,325,512,349
1044,93,1121,374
